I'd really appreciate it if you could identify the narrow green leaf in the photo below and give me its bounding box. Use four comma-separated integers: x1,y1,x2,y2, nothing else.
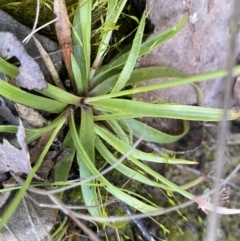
0,57,18,78
0,118,66,230
37,83,80,105
54,148,75,183
89,66,187,95
97,136,208,197
50,218,68,240
0,125,18,134
118,119,190,144
127,67,188,84
72,5,87,92
72,0,92,89
111,11,146,93
191,83,204,106
94,14,187,81
94,126,198,203
90,0,128,78
78,107,101,216
180,172,211,190
71,54,83,94
10,108,70,146
90,68,120,90
0,81,66,113
95,124,197,164
95,136,165,187
87,68,229,101
69,115,158,214
79,108,95,165
79,0,92,82
116,69,226,97
94,113,143,121
89,99,240,121
106,119,130,145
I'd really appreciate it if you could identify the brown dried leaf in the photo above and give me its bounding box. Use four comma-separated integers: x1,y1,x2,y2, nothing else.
0,31,47,90
33,36,66,90
54,0,74,83
36,152,55,180
0,120,31,174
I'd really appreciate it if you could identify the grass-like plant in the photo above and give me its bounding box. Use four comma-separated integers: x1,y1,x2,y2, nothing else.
1,0,240,234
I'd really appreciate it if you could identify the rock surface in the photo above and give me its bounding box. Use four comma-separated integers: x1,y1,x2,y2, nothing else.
0,10,63,82
135,0,240,151
0,192,54,241
137,0,240,108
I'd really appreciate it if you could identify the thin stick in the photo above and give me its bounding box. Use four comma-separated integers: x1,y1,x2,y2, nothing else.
176,164,240,191
22,197,42,241
22,18,58,44
27,194,54,241
30,135,144,195
49,194,102,241
34,162,240,223
33,36,66,90
205,1,240,240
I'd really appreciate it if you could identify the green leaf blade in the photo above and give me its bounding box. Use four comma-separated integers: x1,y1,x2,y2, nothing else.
118,119,190,144
106,119,131,145
37,83,80,105
78,107,101,217
95,124,197,164
0,57,18,78
90,99,240,121
91,0,128,78
95,137,162,187
69,115,158,215
111,11,146,93
89,66,187,96
93,14,187,81
0,117,66,230
72,0,92,90
94,126,197,202
0,81,66,113
71,54,83,94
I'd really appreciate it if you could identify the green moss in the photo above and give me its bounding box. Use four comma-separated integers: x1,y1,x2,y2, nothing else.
0,0,78,39
70,187,83,203
167,229,199,241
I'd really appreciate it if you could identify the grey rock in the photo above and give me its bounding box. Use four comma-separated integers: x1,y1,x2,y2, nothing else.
134,0,240,152
0,192,54,241
136,0,240,108
0,10,63,81
0,97,19,126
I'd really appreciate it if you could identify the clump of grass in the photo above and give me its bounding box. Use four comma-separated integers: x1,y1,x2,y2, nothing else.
1,0,240,239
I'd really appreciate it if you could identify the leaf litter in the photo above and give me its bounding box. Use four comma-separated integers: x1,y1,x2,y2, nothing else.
0,119,31,175
0,31,47,90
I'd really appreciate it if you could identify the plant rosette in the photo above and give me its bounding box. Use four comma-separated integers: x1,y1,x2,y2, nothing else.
1,1,240,229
